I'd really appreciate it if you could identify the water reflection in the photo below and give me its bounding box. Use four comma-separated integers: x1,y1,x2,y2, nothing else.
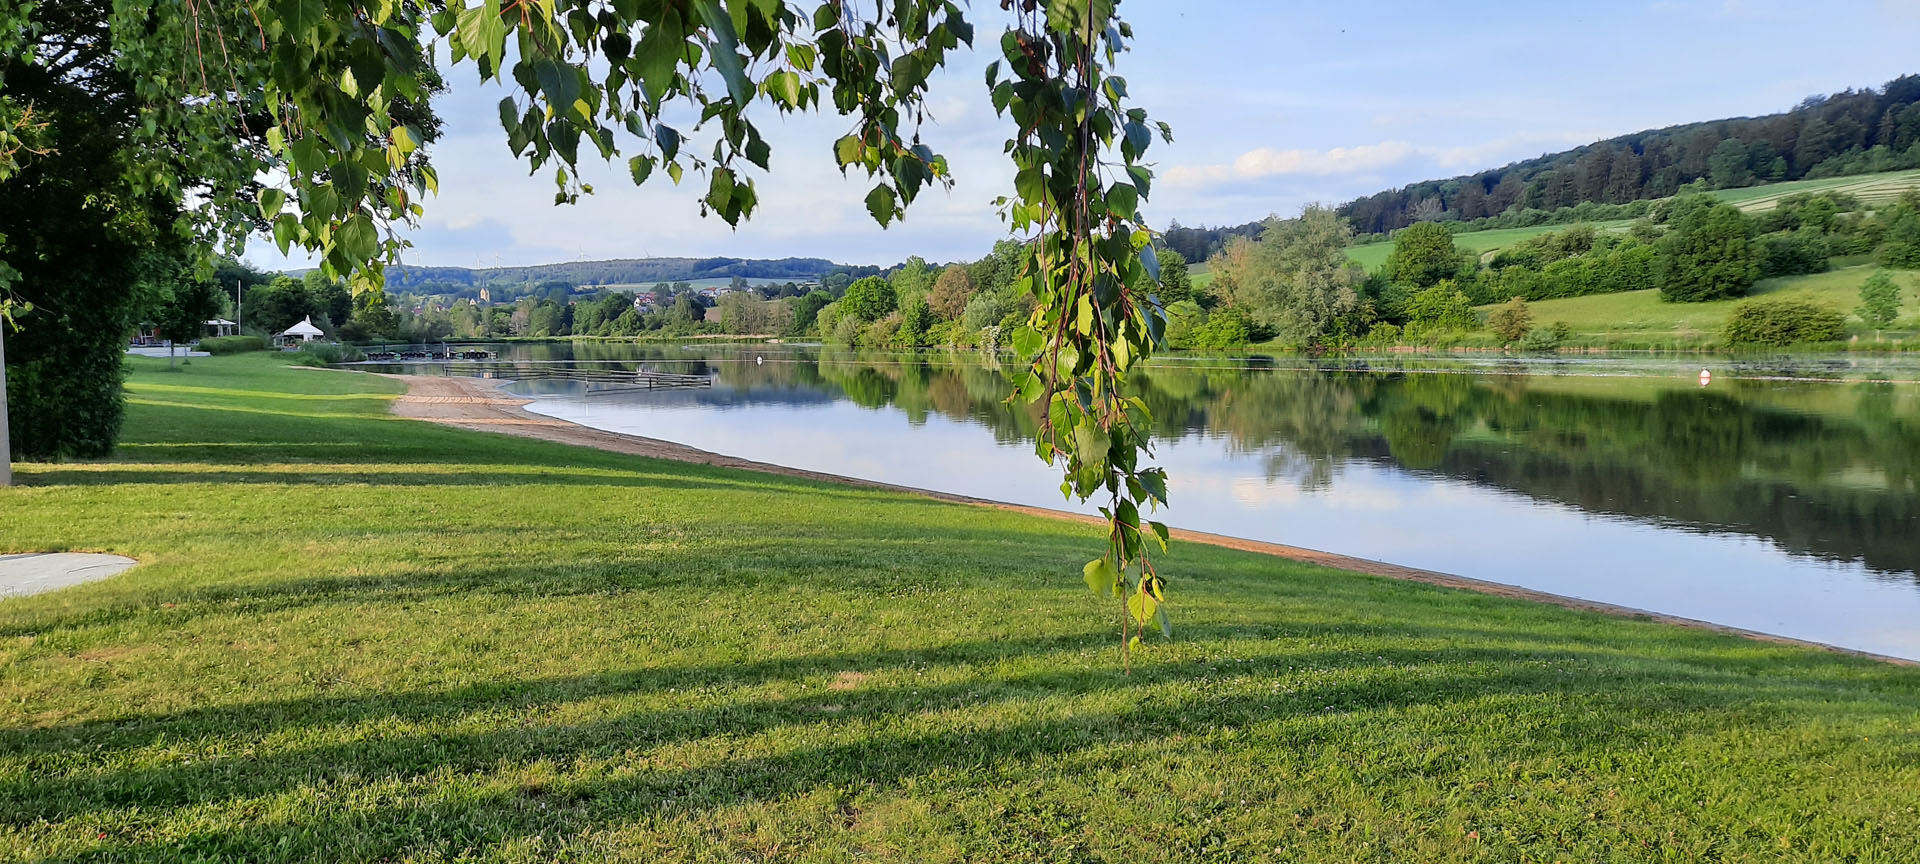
359,343,1920,658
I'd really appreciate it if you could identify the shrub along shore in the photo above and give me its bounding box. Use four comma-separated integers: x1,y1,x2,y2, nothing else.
3,353,1919,861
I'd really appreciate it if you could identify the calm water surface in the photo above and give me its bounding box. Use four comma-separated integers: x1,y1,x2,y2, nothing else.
366,344,1920,660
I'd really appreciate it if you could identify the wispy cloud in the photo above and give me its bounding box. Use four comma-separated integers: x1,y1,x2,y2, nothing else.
1164,132,1599,190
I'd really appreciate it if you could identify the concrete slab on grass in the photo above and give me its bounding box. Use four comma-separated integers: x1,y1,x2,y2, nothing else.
0,553,138,599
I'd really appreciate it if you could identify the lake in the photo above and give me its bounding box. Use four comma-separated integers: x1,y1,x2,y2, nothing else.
364,343,1920,660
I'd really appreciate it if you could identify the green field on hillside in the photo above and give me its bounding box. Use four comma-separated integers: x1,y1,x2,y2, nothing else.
1711,169,1920,212
1346,169,1920,274
1492,265,1920,341
5,354,1920,861
1347,221,1633,272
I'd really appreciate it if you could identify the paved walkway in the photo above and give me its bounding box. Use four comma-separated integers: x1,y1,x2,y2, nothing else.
0,553,138,599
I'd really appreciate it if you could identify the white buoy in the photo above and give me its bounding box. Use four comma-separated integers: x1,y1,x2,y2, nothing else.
756,356,764,366
1699,368,1712,387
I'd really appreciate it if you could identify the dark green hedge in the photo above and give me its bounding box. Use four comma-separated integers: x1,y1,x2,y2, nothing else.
198,335,268,355
1721,299,1846,347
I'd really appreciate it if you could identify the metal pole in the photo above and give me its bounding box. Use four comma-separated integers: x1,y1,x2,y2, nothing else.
1,321,11,487
236,280,243,333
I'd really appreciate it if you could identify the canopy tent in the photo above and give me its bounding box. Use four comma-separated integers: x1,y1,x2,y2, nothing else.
205,318,238,338
279,316,325,344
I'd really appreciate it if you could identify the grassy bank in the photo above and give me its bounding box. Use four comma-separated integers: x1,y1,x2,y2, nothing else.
3,354,1919,862
1497,264,1920,348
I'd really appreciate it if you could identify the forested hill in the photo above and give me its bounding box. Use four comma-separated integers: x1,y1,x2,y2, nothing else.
1337,73,1920,235
385,256,840,290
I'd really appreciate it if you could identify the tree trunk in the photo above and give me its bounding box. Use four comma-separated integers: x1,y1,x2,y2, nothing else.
1,323,11,487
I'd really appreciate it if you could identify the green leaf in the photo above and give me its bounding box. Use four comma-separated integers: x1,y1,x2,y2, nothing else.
1009,324,1043,358
633,6,686,103
833,134,862,167
496,97,518,135
767,70,802,106
336,213,378,263
864,183,897,225
745,132,771,170
1139,244,1161,282
1106,182,1138,221
707,166,735,210
531,60,581,118
628,154,654,185
1074,418,1111,466
1082,557,1118,595
654,124,681,160
693,0,753,105
1127,164,1153,200
258,189,286,221
1127,591,1157,627
271,213,300,254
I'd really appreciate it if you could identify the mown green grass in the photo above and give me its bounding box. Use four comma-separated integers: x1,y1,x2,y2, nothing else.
1506,265,1920,343
4,354,1920,862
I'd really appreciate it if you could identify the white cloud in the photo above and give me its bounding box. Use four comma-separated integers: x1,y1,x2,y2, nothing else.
1164,131,1599,189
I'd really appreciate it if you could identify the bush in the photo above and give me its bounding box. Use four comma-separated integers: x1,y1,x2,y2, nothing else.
288,342,364,366
1486,297,1533,343
1721,299,1846,347
959,293,1004,332
197,335,267,355
1162,300,1208,349
1517,322,1572,352
1362,322,1402,345
1756,231,1831,278
1403,281,1476,336
1183,309,1252,349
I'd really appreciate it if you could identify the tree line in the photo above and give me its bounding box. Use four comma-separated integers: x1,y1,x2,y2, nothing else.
1187,187,1920,351
1341,74,1920,234
244,182,1919,355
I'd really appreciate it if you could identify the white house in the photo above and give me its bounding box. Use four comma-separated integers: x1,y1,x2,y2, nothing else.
279,316,325,345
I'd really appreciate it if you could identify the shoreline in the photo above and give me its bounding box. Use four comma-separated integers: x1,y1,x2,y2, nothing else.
385,371,1917,668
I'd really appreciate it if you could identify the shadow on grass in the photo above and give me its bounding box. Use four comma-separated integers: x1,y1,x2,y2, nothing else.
7,625,1915,862
0,519,1095,639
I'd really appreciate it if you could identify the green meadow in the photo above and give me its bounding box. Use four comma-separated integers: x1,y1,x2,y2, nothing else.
3,354,1919,862
1503,264,1920,344
1346,221,1635,272
1344,169,1920,273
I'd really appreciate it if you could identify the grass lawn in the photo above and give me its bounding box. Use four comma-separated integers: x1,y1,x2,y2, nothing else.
4,354,1920,862
1502,264,1920,343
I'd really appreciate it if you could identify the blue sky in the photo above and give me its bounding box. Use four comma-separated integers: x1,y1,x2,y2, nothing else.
247,0,1920,271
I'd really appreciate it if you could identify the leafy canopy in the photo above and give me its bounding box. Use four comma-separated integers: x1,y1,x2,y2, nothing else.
2,0,1179,657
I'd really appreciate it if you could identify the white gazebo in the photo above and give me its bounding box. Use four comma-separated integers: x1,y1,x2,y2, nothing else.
279,316,325,345
204,318,239,338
